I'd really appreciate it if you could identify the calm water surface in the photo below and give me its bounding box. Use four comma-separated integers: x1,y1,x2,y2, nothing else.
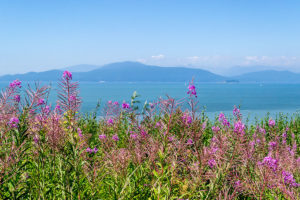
1,81,300,120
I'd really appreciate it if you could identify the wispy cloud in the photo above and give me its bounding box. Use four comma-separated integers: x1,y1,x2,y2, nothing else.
243,56,300,66
151,54,165,60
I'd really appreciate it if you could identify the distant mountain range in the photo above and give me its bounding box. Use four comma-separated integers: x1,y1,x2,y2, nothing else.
0,61,299,83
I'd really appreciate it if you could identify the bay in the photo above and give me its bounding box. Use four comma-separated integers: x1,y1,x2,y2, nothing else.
1,81,300,121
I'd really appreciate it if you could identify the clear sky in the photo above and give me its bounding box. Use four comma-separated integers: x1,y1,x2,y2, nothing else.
1,0,300,75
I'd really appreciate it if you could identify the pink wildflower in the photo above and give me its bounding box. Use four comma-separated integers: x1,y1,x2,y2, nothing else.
202,122,207,129
63,70,72,80
37,98,45,106
212,126,220,133
93,147,98,153
99,134,107,140
268,119,275,127
43,105,50,114
182,113,192,124
208,159,216,168
130,133,138,139
8,117,19,128
186,138,193,145
282,171,299,187
218,113,230,127
33,135,39,144
122,102,130,109
69,95,76,102
112,134,119,141
187,84,197,97
234,121,245,136
14,95,20,103
77,128,83,137
107,118,114,125
259,127,266,134
233,106,241,119
260,156,278,171
268,141,277,151
9,80,22,89
55,104,61,112
86,147,93,153
235,180,241,187
140,129,148,137
168,136,175,142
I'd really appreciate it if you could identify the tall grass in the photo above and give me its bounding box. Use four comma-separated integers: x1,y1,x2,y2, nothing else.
0,72,299,199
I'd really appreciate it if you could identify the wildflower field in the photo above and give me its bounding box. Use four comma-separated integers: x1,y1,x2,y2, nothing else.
0,71,299,199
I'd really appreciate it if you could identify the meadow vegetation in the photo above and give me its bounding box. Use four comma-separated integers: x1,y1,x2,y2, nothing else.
0,71,299,199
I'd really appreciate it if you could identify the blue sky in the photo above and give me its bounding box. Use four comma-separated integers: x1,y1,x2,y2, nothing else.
1,0,300,75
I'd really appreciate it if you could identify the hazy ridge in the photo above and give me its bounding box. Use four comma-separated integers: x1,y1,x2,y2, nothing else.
0,61,299,83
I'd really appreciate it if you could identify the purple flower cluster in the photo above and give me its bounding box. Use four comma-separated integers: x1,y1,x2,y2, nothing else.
208,159,216,168
268,119,275,127
107,118,114,125
282,171,299,187
218,113,230,127
86,147,98,153
168,136,175,142
235,180,241,188
187,84,197,97
77,128,83,137
268,141,277,151
212,126,220,133
233,106,241,119
37,98,45,106
14,95,21,103
9,80,22,89
130,133,138,139
8,117,19,128
42,105,50,115
234,121,245,136
63,70,72,80
69,95,76,102
122,102,130,109
186,138,193,145
260,156,278,171
112,134,119,141
140,129,148,137
99,134,107,140
258,127,266,134
182,113,192,124
33,135,39,144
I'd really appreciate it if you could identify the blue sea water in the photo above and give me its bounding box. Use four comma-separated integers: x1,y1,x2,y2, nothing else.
1,81,300,121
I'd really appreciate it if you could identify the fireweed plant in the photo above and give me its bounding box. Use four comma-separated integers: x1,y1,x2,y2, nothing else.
0,71,299,199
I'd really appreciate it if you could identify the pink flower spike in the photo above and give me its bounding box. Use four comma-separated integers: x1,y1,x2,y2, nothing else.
77,128,83,137
208,159,216,168
14,95,21,103
9,80,22,89
186,138,193,145
268,119,275,127
112,134,119,141
130,133,138,139
8,117,19,128
93,147,98,153
122,102,130,109
99,134,107,140
107,118,114,125
63,71,72,80
37,98,45,106
187,83,197,97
